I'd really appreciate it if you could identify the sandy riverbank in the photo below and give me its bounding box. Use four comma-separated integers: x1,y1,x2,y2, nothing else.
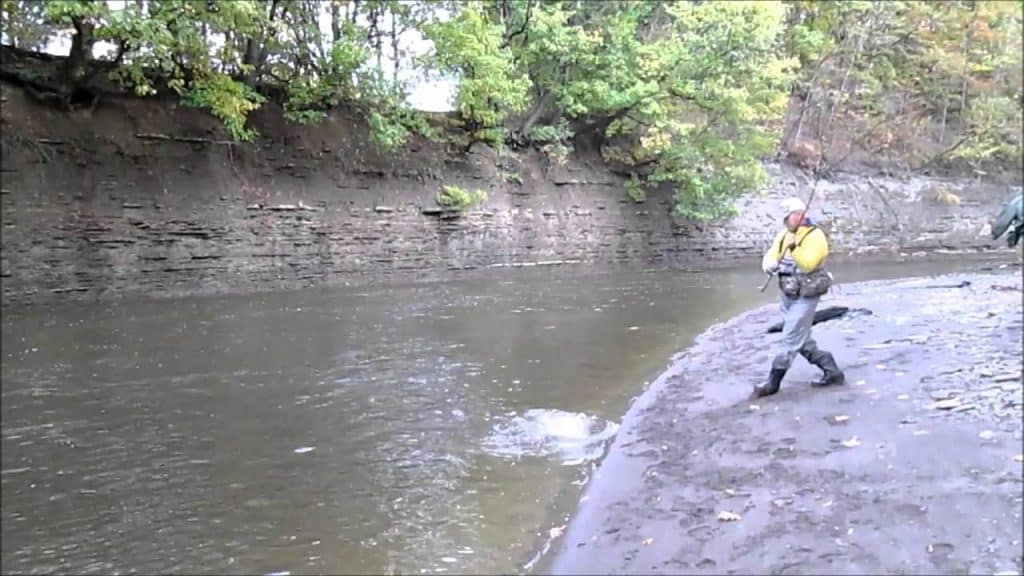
542,267,1023,575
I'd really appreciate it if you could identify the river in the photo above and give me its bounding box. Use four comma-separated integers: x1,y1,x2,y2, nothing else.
0,257,1003,575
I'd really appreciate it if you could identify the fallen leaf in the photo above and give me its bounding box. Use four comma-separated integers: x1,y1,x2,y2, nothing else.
641,537,654,545
717,511,742,522
841,436,861,448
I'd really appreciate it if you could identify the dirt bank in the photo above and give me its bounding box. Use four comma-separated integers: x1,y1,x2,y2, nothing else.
543,266,1023,575
2,75,1020,307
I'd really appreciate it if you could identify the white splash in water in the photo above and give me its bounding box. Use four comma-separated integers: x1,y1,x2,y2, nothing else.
481,409,619,465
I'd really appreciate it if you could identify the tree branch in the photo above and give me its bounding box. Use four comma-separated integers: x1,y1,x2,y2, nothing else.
501,0,533,49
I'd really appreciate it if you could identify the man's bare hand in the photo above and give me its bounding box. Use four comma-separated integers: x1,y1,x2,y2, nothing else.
782,232,798,251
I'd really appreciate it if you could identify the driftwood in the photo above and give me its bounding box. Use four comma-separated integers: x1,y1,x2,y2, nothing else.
903,280,972,290
135,132,235,145
766,305,873,334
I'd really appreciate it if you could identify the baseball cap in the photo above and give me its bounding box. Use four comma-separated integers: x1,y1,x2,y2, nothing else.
781,197,806,215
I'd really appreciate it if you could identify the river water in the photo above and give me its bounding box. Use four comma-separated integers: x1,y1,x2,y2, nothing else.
0,257,1003,575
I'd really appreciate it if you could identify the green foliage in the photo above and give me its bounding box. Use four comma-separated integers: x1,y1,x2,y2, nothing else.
422,5,531,146
528,120,574,165
502,171,523,185
180,74,265,141
2,0,53,50
625,177,646,204
41,0,107,25
3,0,1021,212
437,184,487,210
527,121,574,145
781,0,1023,174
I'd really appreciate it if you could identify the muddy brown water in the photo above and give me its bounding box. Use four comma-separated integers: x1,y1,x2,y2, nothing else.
0,257,1005,575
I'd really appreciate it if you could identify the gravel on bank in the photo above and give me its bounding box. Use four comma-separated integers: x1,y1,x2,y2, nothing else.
542,269,1023,575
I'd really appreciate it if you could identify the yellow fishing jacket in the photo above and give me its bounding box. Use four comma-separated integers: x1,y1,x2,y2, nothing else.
763,225,829,274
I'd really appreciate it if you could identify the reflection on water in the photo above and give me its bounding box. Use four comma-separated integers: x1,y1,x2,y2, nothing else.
1,257,1006,575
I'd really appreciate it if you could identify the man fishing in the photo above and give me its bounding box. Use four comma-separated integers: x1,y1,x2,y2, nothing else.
753,196,845,399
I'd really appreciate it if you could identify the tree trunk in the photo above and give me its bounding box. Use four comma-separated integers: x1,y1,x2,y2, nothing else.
370,5,383,71
939,101,949,145
788,54,831,150
63,16,95,98
957,4,976,137
243,38,261,85
825,31,864,157
331,1,342,44
391,9,400,82
243,0,281,87
519,90,555,137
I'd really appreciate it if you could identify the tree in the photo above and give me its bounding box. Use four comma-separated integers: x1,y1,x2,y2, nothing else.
422,2,531,148
0,0,1020,210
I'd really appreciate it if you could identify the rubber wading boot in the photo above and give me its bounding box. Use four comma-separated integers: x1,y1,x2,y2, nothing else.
810,352,846,387
751,367,787,399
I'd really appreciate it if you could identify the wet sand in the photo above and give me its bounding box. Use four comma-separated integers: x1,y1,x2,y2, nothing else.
543,269,1023,575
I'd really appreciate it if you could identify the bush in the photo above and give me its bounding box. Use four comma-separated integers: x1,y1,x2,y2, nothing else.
436,185,487,210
